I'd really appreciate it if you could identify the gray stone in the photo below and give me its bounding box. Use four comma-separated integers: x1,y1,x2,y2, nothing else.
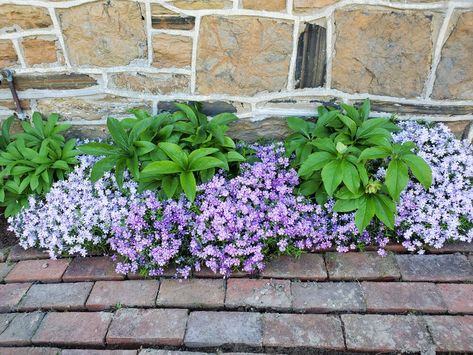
0,262,13,282
396,254,473,282
185,311,262,348
0,312,44,346
0,313,15,334
292,282,365,312
18,282,93,311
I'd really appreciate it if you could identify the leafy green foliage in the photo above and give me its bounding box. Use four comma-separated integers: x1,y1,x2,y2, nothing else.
286,99,432,232
79,102,245,201
0,113,79,217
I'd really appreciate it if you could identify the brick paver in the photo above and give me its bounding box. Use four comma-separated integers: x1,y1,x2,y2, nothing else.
342,314,433,352
4,259,70,283
429,241,473,253
62,350,137,355
225,279,291,311
32,312,113,347
362,282,446,313
156,279,224,309
87,280,159,310
63,256,124,282
424,316,473,352
261,254,327,280
0,283,31,312
326,252,400,280
437,284,473,313
185,311,262,348
0,312,44,346
396,254,473,282
292,281,365,312
18,282,93,311
106,308,188,346
0,262,13,282
262,313,344,350
0,314,15,334
0,347,60,354
139,351,208,355
7,245,49,262
0,248,9,262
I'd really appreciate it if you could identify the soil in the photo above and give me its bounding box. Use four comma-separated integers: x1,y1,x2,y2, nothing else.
0,212,17,248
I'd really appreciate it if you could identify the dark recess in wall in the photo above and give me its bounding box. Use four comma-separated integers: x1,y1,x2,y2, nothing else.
295,23,327,89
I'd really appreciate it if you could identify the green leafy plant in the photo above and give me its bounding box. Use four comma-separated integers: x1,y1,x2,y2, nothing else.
286,99,432,232
0,113,79,216
141,142,226,201
79,102,245,200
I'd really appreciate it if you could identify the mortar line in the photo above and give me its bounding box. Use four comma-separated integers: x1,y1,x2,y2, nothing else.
325,11,335,89
145,0,154,66
11,38,27,68
287,20,300,91
190,16,201,94
48,7,71,68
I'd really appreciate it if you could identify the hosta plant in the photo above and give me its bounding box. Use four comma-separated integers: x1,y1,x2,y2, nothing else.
0,113,79,217
287,99,432,232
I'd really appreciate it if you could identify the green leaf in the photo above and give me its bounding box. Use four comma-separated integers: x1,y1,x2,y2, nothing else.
333,198,360,212
188,148,220,164
158,142,188,169
90,157,117,182
175,103,198,125
162,175,179,198
189,157,226,172
298,151,334,176
341,160,360,193
373,194,396,229
321,159,343,196
355,196,376,232
79,142,116,156
359,99,371,121
287,117,310,136
340,103,361,125
402,154,432,190
385,159,409,201
356,117,391,138
51,160,70,170
180,171,196,202
311,138,337,154
358,146,391,161
142,160,183,175
211,112,238,126
107,118,129,151
115,158,126,188
227,151,246,162
337,114,357,136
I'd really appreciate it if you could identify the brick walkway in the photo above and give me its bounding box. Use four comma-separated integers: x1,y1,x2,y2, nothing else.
0,244,473,354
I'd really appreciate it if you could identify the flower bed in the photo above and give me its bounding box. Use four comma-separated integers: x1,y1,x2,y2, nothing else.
5,103,473,277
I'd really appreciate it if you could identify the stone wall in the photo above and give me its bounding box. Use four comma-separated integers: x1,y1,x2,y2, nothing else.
0,0,472,141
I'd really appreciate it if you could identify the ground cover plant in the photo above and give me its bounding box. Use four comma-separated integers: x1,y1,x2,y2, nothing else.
7,100,473,277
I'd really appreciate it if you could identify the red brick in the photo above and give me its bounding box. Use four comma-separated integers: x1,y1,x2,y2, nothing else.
184,311,261,348
424,315,473,352
437,284,473,314
106,308,188,346
139,351,208,355
326,252,400,280
396,254,473,282
292,282,365,312
263,313,344,350
4,259,70,283
156,279,224,308
62,256,123,282
226,279,291,311
0,347,60,355
127,266,176,279
0,312,45,346
342,314,433,352
0,283,31,312
18,282,93,311
261,254,327,280
194,266,249,278
362,282,446,313
7,245,49,261
0,262,14,282
87,280,159,310
32,312,113,347
62,350,137,355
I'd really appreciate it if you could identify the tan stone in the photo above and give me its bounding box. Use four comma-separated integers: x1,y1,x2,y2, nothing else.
433,11,473,100
242,0,286,11
108,72,190,95
0,5,52,32
36,95,151,121
57,1,147,66
294,0,339,13
444,121,471,140
168,0,232,10
229,117,291,142
0,74,98,91
152,34,192,68
0,40,17,67
332,9,434,98
22,36,60,66
196,16,293,95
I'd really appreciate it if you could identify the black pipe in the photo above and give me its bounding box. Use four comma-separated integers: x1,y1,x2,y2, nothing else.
1,69,26,120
